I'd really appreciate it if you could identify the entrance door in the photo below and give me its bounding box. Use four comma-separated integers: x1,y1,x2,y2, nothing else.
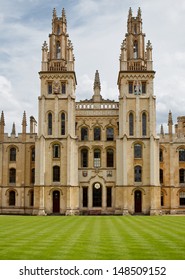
53,190,60,213
134,190,142,213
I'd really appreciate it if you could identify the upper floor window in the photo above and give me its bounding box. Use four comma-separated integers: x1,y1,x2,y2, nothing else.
31,147,35,162
48,113,52,135
142,112,147,136
159,149,163,162
48,82,52,94
9,190,15,206
133,41,138,59
57,25,60,35
81,127,88,141
160,169,163,184
53,144,60,158
10,147,16,162
9,168,16,184
142,82,146,94
53,166,60,182
94,127,101,141
134,144,142,158
31,168,35,184
61,113,66,135
81,149,88,168
106,127,114,141
56,41,61,59
107,149,114,167
134,165,142,182
94,149,101,168
179,169,185,183
179,149,185,161
129,112,134,136
61,83,66,94
129,82,133,94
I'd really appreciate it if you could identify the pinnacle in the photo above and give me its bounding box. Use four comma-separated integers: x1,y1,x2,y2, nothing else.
93,70,101,90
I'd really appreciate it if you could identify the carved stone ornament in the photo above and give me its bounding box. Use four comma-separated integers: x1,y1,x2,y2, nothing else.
53,80,60,94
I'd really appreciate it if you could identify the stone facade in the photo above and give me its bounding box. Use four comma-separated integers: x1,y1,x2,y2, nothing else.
0,7,185,215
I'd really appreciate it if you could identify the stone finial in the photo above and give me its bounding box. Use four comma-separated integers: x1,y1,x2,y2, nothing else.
11,122,16,135
1,111,5,126
160,124,164,136
22,111,27,127
62,8,67,23
146,40,152,50
128,7,132,18
168,110,173,125
137,7,142,18
93,70,101,90
42,41,48,51
53,8,57,19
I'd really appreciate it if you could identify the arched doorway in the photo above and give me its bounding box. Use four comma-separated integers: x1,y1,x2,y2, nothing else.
53,190,60,213
93,183,102,207
134,190,142,213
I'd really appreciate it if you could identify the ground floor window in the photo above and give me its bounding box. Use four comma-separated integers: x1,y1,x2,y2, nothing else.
82,187,88,207
106,187,112,207
161,191,164,206
30,190,34,206
179,191,185,206
93,183,102,207
9,190,15,206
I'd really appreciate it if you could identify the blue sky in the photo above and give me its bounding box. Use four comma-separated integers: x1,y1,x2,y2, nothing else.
0,0,185,133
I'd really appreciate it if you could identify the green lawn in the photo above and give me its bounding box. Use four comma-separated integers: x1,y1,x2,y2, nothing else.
0,215,185,260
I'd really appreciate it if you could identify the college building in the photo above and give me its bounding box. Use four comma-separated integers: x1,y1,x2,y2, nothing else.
0,7,185,215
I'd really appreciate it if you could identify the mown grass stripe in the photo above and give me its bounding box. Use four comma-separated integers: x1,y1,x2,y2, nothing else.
0,216,185,260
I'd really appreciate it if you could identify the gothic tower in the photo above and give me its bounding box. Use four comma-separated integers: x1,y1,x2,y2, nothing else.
116,8,160,215
34,8,79,215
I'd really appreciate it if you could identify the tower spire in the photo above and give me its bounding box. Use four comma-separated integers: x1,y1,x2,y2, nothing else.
93,70,102,102
22,111,27,135
11,122,16,136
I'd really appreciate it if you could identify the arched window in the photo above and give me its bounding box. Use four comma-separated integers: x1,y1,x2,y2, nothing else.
106,127,114,141
179,149,185,162
107,149,114,167
81,127,88,141
56,41,61,59
10,147,16,161
142,112,147,136
159,149,163,162
160,169,163,184
61,113,65,135
9,190,15,206
134,166,142,182
94,127,101,141
9,168,16,184
179,169,185,183
81,149,88,168
31,147,35,162
48,113,52,135
94,149,101,168
129,113,134,136
53,144,60,158
134,144,142,158
133,41,138,59
180,191,185,205
30,190,34,207
53,166,60,182
31,168,35,184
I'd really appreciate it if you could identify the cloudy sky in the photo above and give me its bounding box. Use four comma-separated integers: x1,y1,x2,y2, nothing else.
0,0,185,133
